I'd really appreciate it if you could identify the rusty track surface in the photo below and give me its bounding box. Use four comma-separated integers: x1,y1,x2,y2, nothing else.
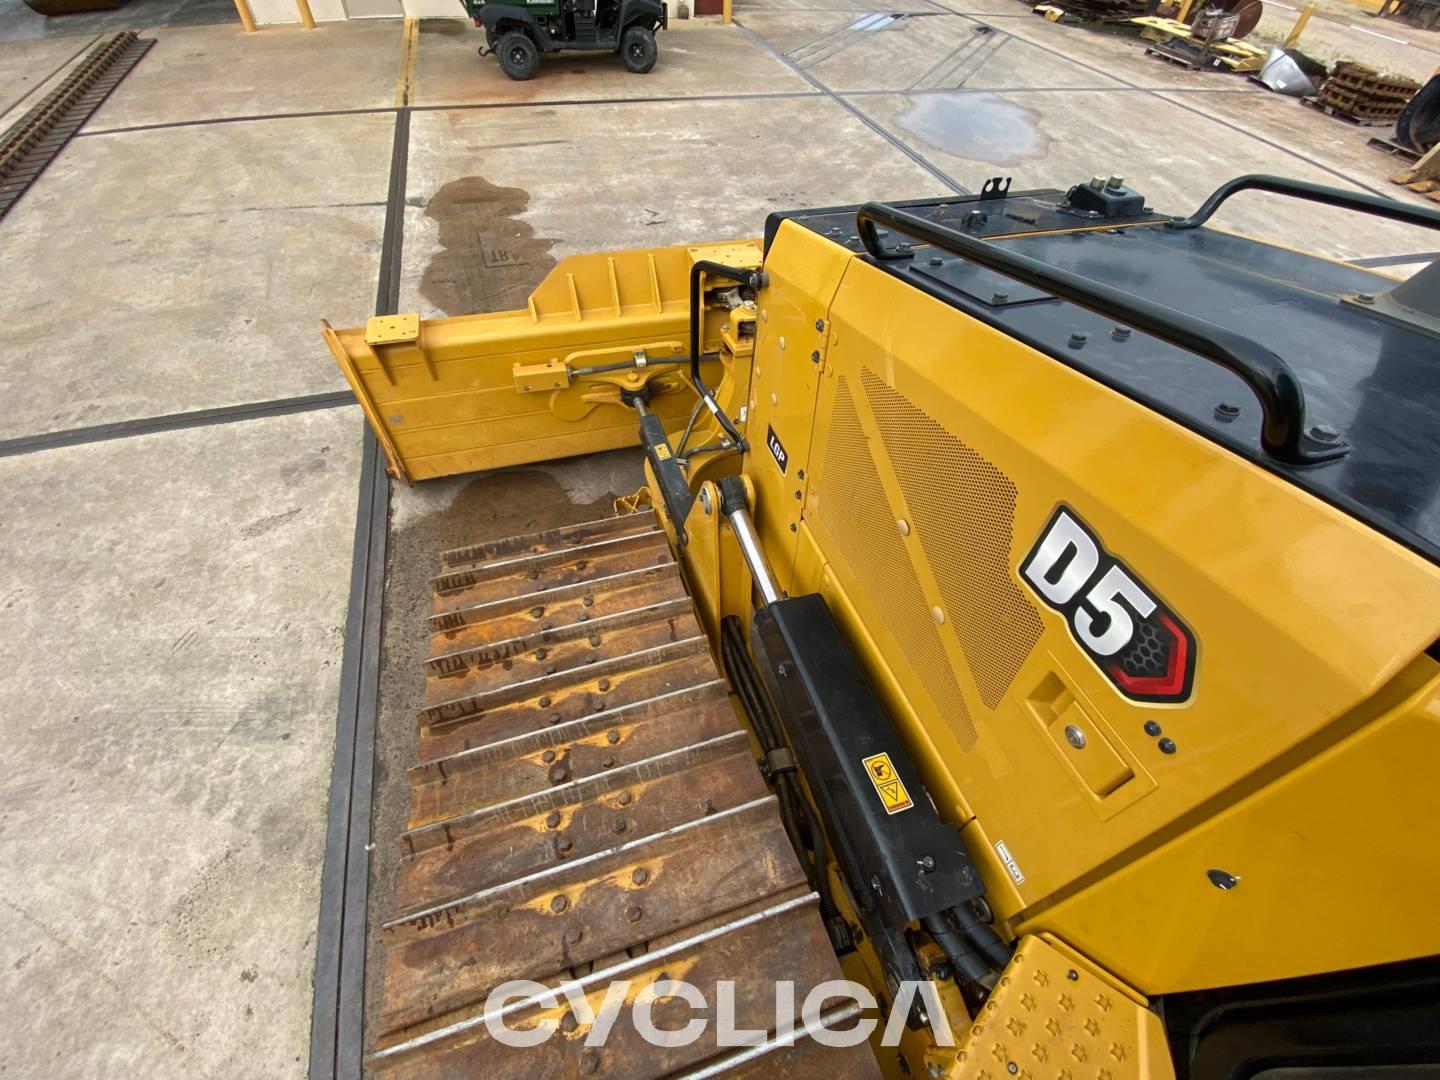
369,509,881,1078
0,31,153,223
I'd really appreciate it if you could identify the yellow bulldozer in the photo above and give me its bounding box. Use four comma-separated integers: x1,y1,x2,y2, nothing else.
324,173,1440,1079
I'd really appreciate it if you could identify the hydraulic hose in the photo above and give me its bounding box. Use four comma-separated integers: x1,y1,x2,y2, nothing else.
922,913,992,984
952,903,1013,971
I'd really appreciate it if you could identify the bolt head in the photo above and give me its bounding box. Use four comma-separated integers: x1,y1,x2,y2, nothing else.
626,904,644,923
1308,423,1340,443
1068,331,1087,348
551,894,568,913
1158,737,1177,754
1143,720,1162,737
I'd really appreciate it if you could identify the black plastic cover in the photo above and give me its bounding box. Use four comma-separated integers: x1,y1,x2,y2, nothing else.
752,594,982,929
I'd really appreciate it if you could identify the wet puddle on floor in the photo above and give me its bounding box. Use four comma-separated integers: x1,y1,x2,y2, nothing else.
419,176,557,316
894,92,1048,167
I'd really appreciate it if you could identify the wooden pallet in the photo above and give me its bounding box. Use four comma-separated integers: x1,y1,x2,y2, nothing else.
1302,94,1400,127
1330,61,1421,102
1369,135,1421,161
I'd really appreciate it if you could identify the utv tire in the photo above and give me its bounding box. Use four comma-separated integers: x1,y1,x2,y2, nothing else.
497,31,540,80
620,26,657,74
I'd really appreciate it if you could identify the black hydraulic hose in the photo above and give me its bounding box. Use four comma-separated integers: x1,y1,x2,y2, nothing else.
952,903,1013,971
688,260,763,448
1167,173,1440,233
922,913,991,984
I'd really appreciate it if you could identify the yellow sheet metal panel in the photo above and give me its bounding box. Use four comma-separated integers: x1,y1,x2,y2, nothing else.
777,231,1440,949
945,934,1173,1080
1025,656,1440,992
324,241,760,482
742,220,856,596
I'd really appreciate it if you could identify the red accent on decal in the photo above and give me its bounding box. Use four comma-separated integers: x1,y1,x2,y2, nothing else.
1107,613,1190,699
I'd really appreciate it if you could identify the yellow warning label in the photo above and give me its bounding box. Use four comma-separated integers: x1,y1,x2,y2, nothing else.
861,752,913,815
654,443,672,461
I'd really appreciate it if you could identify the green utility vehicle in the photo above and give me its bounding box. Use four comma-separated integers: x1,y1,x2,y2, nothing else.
462,0,667,80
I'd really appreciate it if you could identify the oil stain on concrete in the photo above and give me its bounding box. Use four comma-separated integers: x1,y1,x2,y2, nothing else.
895,92,1048,167
419,176,558,316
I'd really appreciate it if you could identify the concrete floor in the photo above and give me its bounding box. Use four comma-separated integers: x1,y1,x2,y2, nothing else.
0,7,1437,1077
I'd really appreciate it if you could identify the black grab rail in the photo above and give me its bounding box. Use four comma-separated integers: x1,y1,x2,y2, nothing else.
855,201,1343,466
1167,174,1440,233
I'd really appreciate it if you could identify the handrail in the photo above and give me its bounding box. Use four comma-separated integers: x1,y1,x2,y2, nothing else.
688,260,764,450
855,201,1344,465
1167,174,1440,232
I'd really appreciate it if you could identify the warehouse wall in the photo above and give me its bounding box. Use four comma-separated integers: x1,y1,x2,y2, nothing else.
247,0,467,24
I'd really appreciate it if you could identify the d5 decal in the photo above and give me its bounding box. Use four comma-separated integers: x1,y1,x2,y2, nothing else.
1021,506,1196,704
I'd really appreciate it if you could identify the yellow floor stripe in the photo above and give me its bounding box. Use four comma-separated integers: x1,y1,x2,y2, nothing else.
394,17,418,108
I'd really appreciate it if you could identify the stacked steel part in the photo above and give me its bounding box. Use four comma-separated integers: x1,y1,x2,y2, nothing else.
368,509,880,1078
1319,62,1421,124
0,31,153,223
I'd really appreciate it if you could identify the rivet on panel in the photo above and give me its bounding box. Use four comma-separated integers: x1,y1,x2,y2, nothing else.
539,695,551,708
897,519,910,536
551,894,569,913
542,749,557,764
607,730,620,744
932,607,946,625
617,791,633,807
546,810,562,829
598,678,612,692
632,868,649,885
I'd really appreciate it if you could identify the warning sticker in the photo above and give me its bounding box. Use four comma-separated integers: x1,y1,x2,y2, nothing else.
861,752,913,815
653,443,671,461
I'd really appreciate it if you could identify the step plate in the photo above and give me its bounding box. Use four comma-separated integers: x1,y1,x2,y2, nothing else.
370,510,882,1078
